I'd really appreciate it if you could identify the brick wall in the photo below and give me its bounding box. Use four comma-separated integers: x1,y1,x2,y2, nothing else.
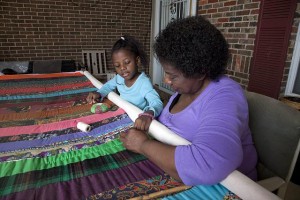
198,0,260,89
0,0,152,73
198,0,300,96
1,0,298,97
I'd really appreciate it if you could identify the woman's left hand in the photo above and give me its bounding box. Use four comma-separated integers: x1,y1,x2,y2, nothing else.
120,128,149,154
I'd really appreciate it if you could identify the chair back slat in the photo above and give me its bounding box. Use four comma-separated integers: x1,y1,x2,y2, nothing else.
246,91,300,182
82,50,107,77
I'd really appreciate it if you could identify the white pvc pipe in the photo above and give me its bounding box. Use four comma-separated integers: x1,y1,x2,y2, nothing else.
221,171,281,200
82,70,190,146
82,70,280,200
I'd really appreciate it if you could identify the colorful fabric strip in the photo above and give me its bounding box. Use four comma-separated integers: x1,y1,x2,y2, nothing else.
0,113,128,143
0,103,92,122
87,173,185,200
0,72,83,80
162,183,241,200
0,108,126,136
0,87,97,101
0,125,131,162
1,159,164,200
0,150,148,196
0,139,126,178
0,93,85,110
0,81,92,96
0,75,90,89
0,117,132,152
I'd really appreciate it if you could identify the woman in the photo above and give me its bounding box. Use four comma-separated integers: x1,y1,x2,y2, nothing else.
120,16,257,186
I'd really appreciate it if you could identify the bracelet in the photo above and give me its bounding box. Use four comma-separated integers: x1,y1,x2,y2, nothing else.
138,112,154,120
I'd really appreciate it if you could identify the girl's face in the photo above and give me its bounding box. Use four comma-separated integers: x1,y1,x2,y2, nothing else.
161,62,206,95
112,49,139,82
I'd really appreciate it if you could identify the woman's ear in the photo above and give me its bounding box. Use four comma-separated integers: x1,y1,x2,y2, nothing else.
199,74,206,81
136,56,141,66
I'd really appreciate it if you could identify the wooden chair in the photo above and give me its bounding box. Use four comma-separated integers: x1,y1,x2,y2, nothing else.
245,91,300,199
82,50,107,81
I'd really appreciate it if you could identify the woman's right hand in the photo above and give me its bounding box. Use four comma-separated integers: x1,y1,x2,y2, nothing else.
86,92,101,104
120,128,149,154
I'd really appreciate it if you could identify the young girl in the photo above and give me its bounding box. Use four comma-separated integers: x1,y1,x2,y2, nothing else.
86,35,163,131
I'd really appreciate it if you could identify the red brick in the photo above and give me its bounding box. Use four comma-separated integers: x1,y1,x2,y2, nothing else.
207,8,218,13
224,1,237,7
218,18,229,23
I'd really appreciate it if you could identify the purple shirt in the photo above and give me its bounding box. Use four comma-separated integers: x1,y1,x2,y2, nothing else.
158,76,257,185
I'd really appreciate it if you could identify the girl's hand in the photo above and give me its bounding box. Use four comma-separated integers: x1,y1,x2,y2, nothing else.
120,128,149,154
86,92,101,104
134,111,154,131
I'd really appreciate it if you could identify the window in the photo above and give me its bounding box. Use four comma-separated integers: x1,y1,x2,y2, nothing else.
151,0,197,94
285,23,300,98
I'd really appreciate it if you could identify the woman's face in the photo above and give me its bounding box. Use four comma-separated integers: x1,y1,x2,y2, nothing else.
161,62,206,94
112,49,139,81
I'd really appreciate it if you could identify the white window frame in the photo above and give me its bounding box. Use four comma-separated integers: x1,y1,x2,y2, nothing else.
150,0,197,95
285,23,300,97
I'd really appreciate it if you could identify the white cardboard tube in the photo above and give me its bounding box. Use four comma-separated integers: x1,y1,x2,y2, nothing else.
82,70,190,146
77,122,91,132
82,70,279,200
108,92,191,146
221,171,281,200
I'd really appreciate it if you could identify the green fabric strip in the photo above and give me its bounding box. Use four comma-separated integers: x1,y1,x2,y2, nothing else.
0,151,147,196
0,139,125,178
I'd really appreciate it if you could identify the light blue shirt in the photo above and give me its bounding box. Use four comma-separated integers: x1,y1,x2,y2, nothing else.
97,72,163,117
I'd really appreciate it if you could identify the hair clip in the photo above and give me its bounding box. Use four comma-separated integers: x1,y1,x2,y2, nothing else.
120,36,125,40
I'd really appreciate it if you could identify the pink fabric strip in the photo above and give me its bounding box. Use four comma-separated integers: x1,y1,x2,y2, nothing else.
0,108,126,136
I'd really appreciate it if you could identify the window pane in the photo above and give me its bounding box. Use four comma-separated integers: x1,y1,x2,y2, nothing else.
292,61,300,94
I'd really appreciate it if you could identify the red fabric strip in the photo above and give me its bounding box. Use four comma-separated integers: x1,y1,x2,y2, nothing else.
0,72,83,80
0,108,126,136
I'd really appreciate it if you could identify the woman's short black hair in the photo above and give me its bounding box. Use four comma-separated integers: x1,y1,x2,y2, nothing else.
153,16,229,80
111,35,148,68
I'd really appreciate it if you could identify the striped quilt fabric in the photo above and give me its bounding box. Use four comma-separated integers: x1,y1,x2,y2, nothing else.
0,72,241,200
